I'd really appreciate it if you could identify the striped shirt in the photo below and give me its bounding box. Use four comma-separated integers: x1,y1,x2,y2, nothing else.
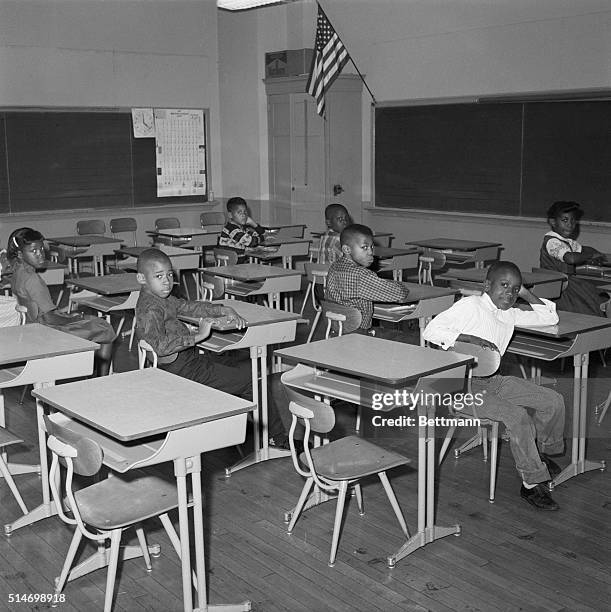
326,256,410,329
423,293,558,355
218,221,265,252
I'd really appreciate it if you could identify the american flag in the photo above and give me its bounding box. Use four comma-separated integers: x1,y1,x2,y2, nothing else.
306,5,350,117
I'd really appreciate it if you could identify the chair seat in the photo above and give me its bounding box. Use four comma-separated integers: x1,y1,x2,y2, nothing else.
0,427,23,448
300,435,410,481
72,470,178,530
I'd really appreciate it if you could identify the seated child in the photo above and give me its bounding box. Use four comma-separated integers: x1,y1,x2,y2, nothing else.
135,248,291,444
218,197,266,261
7,228,116,376
317,203,352,264
326,224,410,335
423,261,565,510
540,200,608,317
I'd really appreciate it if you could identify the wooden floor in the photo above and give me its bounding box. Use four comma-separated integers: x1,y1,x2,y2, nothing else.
1,301,610,612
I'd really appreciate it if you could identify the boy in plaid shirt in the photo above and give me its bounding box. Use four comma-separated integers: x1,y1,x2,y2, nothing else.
326,224,410,335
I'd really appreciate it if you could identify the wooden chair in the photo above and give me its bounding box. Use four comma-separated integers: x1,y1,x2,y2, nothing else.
154,217,188,247
321,301,364,431
110,217,138,272
137,339,158,369
321,300,362,337
213,247,239,267
418,249,446,285
437,340,502,503
300,263,329,342
282,385,411,567
44,416,182,612
200,211,225,231
77,219,106,236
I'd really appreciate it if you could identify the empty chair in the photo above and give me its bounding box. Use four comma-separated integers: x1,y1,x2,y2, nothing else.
282,385,411,567
200,211,225,230
154,217,188,247
437,340,502,502
110,218,138,272
300,263,329,342
198,272,225,301
213,247,239,267
77,219,106,236
418,249,446,285
44,416,181,612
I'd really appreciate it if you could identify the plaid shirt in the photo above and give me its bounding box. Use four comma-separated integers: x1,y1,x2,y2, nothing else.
218,221,265,252
317,230,342,264
326,256,410,329
136,289,222,358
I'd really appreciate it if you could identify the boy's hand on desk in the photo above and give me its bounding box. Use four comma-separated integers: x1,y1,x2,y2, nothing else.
195,317,214,342
219,306,247,329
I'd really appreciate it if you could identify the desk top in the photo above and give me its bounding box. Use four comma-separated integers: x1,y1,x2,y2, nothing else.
116,245,196,258
68,273,140,295
399,283,457,302
375,246,419,259
276,334,473,385
515,310,611,339
202,263,302,282
310,230,393,239
33,368,254,442
48,235,123,247
408,238,502,251
148,227,212,238
0,323,98,366
442,268,564,286
263,237,310,246
179,298,301,328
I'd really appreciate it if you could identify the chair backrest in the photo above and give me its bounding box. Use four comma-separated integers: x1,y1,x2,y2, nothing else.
138,339,158,368
213,247,239,266
76,219,106,235
155,217,180,231
418,249,446,284
321,300,362,337
450,340,501,378
304,262,330,284
283,385,336,435
110,217,138,245
200,211,225,228
199,272,225,299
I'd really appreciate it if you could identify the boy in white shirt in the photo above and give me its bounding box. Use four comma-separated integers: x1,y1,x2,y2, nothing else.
423,261,565,510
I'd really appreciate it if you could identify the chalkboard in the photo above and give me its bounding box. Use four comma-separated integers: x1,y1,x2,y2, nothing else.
0,109,208,214
375,100,611,222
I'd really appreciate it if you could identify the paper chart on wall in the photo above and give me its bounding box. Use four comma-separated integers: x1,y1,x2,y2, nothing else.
155,109,207,198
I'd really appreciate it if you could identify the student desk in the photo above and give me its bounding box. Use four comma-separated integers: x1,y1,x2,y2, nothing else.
180,299,301,475
507,311,611,487
47,235,124,276
310,230,394,248
0,324,97,534
67,273,140,337
34,368,253,612
373,283,458,345
408,238,502,269
201,263,302,310
438,267,566,298
253,238,311,269
374,246,420,281
147,227,221,250
276,335,473,566
265,224,307,239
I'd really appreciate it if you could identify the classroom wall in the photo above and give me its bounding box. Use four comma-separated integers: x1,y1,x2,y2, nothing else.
0,0,223,244
219,0,611,266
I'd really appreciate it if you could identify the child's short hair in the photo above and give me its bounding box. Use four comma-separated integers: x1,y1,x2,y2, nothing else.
325,203,348,220
226,197,247,214
546,200,583,220
340,223,373,247
486,260,522,282
137,248,171,273
7,227,45,260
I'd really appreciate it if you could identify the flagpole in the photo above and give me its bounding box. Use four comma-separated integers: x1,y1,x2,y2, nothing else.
317,1,377,106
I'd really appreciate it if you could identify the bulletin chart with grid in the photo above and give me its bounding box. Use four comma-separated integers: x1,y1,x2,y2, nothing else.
154,108,207,198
